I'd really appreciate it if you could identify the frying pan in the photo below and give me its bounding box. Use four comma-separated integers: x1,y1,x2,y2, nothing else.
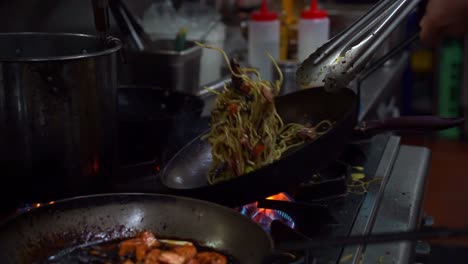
159,87,464,207
3,193,468,264
0,193,277,264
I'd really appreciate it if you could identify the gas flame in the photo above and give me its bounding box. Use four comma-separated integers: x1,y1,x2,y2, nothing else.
239,193,295,231
17,200,56,213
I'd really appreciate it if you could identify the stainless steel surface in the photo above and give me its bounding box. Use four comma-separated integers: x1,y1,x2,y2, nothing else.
341,135,401,264
358,52,409,121
272,60,300,96
325,1,407,65
361,145,430,264
0,32,122,203
340,137,431,264
110,0,147,51
119,39,202,94
296,0,420,92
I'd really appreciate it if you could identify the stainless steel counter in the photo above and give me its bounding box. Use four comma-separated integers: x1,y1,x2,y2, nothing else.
340,135,431,264
362,144,430,264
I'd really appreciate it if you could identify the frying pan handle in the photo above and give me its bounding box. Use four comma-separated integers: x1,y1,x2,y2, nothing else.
263,251,297,264
353,116,465,139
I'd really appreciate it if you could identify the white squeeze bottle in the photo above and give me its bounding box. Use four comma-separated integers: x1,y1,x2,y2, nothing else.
297,0,330,62
248,0,280,81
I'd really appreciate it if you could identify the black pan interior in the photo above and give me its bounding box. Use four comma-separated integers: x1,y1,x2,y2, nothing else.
0,193,273,264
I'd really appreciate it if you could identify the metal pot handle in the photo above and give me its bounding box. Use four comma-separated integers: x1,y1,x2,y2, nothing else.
105,36,127,64
353,116,465,139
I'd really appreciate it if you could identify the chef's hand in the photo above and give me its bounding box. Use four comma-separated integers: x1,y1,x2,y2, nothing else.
420,0,468,46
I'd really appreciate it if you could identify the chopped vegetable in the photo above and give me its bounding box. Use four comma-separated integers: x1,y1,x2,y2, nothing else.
351,173,365,181
253,144,266,156
244,166,255,173
228,103,238,114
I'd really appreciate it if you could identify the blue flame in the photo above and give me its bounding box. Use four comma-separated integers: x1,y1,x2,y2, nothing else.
239,194,296,232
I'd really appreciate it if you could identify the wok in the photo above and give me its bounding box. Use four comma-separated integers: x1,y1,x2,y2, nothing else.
160,87,464,207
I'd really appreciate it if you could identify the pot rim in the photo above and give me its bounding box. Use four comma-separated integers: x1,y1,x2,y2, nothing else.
0,32,122,62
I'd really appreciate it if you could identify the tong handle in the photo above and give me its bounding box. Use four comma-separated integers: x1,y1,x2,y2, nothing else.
358,32,419,83
92,0,111,41
109,0,154,51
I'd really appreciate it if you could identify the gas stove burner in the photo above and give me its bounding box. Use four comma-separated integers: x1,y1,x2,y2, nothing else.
16,201,56,214
238,193,296,232
239,204,295,232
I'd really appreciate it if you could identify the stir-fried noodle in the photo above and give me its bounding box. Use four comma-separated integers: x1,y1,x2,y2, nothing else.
197,43,333,184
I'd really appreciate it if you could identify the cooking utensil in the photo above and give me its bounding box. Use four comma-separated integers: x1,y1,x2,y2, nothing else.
296,0,426,92
2,193,468,264
200,17,222,43
109,0,155,51
159,86,464,207
117,85,205,166
92,0,111,42
272,60,300,96
0,193,274,264
0,32,122,207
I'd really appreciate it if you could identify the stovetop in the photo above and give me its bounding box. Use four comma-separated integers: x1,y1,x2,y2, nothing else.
259,134,430,264
109,128,430,264
2,126,431,264
1,50,425,263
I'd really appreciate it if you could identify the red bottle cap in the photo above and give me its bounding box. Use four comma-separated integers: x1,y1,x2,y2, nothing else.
301,0,328,19
251,0,278,21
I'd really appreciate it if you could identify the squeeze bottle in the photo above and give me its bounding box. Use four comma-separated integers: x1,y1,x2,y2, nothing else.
248,0,280,81
297,0,330,62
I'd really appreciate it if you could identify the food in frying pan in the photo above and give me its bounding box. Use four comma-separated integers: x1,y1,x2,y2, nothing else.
197,42,333,185
46,231,232,264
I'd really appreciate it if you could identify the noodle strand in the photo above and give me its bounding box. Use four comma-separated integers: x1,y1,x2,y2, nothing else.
197,43,333,184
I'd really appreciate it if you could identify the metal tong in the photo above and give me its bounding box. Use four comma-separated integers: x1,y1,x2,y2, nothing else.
296,0,424,92
91,0,111,41
109,0,155,51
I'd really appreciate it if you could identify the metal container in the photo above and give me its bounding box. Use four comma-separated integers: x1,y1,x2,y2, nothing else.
0,32,122,205
272,60,300,96
119,39,202,95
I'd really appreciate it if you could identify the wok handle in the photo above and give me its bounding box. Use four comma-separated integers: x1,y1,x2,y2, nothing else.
353,116,465,139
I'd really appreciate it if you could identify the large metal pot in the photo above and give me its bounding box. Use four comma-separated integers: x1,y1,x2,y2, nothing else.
0,32,122,207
